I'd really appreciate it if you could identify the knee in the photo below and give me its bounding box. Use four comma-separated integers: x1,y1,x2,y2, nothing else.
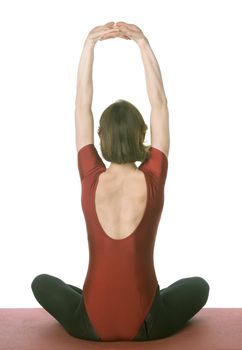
192,276,210,305
31,273,51,294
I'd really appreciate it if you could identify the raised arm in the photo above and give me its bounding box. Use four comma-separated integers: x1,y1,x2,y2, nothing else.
116,22,170,158
75,22,121,152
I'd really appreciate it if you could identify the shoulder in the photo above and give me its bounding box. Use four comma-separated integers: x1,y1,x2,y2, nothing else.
77,143,106,182
139,146,168,180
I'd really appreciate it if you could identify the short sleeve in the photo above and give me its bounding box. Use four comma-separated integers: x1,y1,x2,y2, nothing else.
139,147,168,182
77,144,106,182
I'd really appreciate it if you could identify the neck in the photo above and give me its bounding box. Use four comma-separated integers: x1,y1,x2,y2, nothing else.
107,162,138,174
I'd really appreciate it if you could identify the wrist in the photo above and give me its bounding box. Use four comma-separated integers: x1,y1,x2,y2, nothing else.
137,37,149,50
84,38,96,49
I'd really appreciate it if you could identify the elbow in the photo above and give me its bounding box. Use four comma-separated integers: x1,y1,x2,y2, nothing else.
151,96,168,108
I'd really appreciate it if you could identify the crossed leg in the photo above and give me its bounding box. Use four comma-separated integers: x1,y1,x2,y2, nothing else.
31,274,100,340
154,276,210,338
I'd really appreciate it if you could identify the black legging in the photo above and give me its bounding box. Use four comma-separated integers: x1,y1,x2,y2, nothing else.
31,274,209,341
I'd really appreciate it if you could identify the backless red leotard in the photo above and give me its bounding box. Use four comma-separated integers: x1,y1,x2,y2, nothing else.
77,143,168,341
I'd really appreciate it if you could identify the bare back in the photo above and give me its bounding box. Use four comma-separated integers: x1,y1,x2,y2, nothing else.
95,169,147,240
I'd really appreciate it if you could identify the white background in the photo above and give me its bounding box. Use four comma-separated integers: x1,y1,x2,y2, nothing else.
0,0,241,307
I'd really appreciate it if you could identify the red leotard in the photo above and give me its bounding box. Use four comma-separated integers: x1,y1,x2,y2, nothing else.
77,143,168,341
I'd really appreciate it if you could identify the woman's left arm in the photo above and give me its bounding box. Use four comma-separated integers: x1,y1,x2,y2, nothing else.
75,22,121,151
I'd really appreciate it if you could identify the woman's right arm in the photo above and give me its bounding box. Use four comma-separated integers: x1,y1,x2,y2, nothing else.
139,37,170,158
138,38,167,105
116,22,170,158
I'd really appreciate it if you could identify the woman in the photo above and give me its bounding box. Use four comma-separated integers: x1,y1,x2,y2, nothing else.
31,21,209,342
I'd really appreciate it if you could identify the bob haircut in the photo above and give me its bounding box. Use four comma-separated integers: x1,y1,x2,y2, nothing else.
97,99,151,164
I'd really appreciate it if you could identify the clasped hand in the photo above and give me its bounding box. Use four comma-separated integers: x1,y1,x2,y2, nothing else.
86,21,145,46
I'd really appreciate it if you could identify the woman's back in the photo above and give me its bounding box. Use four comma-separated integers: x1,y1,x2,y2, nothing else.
95,169,147,240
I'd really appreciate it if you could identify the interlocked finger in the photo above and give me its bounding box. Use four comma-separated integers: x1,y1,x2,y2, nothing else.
89,27,119,41
115,26,132,37
104,21,115,27
98,28,120,40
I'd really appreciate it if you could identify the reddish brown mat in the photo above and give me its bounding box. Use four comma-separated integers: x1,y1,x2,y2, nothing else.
0,308,242,350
